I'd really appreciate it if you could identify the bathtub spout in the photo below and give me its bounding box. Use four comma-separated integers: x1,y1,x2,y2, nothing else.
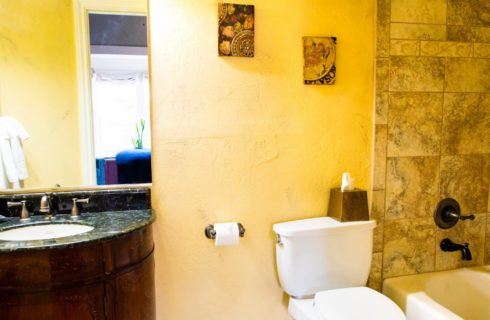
440,238,472,261
461,246,472,261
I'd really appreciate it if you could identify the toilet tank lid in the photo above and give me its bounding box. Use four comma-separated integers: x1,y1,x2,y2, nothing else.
273,217,375,237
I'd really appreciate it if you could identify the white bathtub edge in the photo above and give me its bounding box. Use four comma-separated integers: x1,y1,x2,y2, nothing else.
405,292,463,320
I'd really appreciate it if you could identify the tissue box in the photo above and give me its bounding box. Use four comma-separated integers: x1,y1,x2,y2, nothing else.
327,188,369,222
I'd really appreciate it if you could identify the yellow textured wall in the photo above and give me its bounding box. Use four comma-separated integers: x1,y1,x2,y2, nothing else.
148,0,375,318
0,0,81,188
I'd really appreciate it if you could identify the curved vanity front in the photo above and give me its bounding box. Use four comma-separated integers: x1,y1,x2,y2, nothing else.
0,209,156,320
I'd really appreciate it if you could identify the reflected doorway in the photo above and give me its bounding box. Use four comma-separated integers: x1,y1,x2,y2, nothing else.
88,13,151,185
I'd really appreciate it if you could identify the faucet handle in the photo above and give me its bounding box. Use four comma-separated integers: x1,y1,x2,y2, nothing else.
71,198,90,217
446,211,475,221
459,214,475,221
7,200,30,221
434,198,475,229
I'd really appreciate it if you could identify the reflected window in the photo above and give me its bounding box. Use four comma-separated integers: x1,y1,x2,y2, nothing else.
89,14,151,185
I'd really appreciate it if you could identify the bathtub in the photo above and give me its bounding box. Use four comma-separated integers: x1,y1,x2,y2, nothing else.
383,266,490,320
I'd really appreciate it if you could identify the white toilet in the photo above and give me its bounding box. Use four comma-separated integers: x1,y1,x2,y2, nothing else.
273,217,406,320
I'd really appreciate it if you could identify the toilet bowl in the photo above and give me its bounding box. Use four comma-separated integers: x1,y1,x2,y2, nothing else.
273,217,406,320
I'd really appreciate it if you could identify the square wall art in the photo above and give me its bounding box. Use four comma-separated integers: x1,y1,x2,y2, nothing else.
218,3,255,57
303,36,336,85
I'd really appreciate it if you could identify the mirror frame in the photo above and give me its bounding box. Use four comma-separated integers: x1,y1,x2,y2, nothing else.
0,183,151,195
73,0,148,185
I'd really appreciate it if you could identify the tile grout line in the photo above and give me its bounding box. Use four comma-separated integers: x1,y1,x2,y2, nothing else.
379,53,490,59
390,20,490,27
434,43,448,271
385,155,490,160
435,0,449,270
379,0,392,288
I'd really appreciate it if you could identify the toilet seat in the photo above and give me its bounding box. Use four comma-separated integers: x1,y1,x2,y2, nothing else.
313,287,406,320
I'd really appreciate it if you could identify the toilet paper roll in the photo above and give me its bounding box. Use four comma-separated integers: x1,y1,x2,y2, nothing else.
214,222,240,246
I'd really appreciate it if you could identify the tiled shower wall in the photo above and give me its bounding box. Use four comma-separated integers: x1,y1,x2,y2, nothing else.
369,0,490,290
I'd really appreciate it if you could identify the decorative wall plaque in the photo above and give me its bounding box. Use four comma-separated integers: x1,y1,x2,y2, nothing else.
303,36,336,85
218,3,255,57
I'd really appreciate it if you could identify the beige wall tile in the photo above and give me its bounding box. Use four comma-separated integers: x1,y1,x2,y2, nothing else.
486,217,490,264
390,40,419,56
373,125,387,190
448,25,490,43
448,0,490,27
420,41,473,57
374,221,384,255
368,252,383,291
377,0,391,57
440,155,490,213
447,25,474,42
385,157,440,220
391,23,446,41
383,218,435,277
388,93,443,156
445,58,490,92
474,27,490,43
375,92,388,124
435,214,487,271
391,0,446,24
372,190,385,252
371,190,386,220
375,0,490,285
390,57,445,92
376,58,390,92
448,0,479,26
475,43,490,57
442,93,490,155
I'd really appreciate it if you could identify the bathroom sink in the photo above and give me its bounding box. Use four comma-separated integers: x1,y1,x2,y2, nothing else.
0,223,94,241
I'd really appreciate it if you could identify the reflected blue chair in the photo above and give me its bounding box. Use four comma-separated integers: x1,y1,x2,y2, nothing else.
115,149,152,184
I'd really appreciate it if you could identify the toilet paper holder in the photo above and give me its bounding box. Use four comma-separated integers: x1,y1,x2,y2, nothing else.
204,223,246,239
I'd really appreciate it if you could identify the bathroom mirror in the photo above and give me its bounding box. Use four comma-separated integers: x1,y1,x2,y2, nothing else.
0,0,151,192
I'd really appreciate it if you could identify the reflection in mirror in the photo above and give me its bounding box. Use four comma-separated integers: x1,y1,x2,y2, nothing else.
89,13,151,185
0,0,151,191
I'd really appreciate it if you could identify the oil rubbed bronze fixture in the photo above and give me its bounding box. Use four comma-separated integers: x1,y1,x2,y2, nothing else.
435,198,474,261
434,198,475,229
204,223,246,239
440,238,472,261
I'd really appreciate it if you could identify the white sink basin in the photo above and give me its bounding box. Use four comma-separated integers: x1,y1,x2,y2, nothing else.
0,224,94,241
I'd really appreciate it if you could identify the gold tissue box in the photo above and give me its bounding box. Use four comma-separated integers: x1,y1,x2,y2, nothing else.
327,188,369,222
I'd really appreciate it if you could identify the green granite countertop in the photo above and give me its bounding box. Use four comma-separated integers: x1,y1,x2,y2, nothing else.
0,209,155,253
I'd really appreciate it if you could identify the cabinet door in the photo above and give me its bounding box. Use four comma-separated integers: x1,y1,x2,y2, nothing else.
0,283,105,320
112,254,155,320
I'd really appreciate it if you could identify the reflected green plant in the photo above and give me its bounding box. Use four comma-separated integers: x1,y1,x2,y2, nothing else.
132,119,145,149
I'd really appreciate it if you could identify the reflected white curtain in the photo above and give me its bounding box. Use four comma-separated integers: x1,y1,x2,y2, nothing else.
91,71,151,159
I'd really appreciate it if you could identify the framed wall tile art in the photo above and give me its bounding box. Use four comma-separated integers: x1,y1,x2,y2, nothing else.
218,3,255,57
303,36,336,85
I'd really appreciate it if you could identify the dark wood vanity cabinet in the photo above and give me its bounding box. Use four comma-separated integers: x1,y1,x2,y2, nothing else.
0,226,155,320
0,283,106,320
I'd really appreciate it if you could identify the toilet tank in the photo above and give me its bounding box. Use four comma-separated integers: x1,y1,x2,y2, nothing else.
273,217,376,298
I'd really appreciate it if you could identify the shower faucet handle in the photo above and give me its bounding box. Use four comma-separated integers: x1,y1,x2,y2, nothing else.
446,211,475,221
434,198,474,229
